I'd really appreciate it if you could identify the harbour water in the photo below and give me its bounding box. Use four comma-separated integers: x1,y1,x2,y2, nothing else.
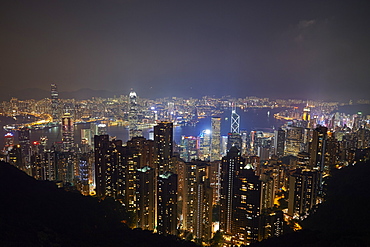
1,107,286,148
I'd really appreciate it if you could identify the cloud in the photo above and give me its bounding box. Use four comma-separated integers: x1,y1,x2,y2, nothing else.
294,19,319,43
297,19,317,29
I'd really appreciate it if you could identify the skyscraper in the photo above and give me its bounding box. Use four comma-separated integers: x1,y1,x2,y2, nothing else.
199,129,211,161
220,146,262,245
182,160,213,241
309,126,327,195
136,166,156,231
274,129,285,158
154,122,173,174
51,83,59,122
288,169,319,219
230,105,240,134
18,127,31,173
220,146,244,234
157,172,178,236
94,135,124,199
123,137,155,211
180,136,199,162
128,89,142,138
228,105,242,151
284,126,303,156
61,112,74,152
211,117,221,161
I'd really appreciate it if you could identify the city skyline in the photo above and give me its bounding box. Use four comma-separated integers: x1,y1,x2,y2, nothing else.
1,84,370,246
1,0,370,101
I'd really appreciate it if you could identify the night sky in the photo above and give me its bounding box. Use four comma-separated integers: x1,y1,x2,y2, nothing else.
1,0,369,101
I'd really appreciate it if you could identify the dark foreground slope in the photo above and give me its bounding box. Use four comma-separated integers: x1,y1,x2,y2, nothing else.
0,161,197,247
251,160,370,247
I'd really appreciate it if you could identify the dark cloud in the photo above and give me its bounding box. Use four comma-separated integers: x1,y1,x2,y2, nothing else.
0,0,369,101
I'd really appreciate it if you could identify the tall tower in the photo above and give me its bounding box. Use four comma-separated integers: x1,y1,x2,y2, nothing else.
182,161,213,241
128,89,142,139
274,129,285,158
61,112,74,152
94,135,124,198
154,122,173,174
51,84,59,122
309,126,327,195
124,137,155,212
288,169,319,218
284,126,303,156
211,117,221,161
199,129,211,161
18,127,31,172
136,166,156,231
220,147,262,245
231,105,240,134
228,105,242,151
157,172,178,236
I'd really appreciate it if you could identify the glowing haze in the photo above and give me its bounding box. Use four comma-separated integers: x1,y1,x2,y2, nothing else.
1,0,369,101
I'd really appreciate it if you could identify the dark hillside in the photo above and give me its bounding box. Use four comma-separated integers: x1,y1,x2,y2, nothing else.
0,161,197,247
251,160,370,247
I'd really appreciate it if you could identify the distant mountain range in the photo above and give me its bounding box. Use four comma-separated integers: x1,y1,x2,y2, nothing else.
0,88,117,101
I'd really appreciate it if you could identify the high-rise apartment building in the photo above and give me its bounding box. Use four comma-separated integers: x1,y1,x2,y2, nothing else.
123,137,155,211
154,122,173,174
288,169,319,219
94,135,124,199
182,160,213,241
274,129,285,158
157,172,178,235
136,166,156,231
220,147,262,245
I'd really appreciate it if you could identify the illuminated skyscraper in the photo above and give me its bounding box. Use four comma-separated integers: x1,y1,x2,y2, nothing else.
4,132,14,152
61,112,74,152
302,106,311,121
154,122,173,173
199,129,211,161
284,126,303,156
231,105,240,134
124,137,155,211
128,89,142,138
227,132,242,151
136,166,156,231
94,135,124,198
157,172,178,235
18,127,31,172
288,169,319,219
211,117,221,161
180,136,199,162
274,129,285,158
220,147,262,245
309,126,327,195
228,106,242,151
51,83,59,122
182,161,213,241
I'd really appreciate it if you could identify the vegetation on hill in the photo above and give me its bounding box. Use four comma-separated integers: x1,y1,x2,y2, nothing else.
251,160,370,247
0,161,198,247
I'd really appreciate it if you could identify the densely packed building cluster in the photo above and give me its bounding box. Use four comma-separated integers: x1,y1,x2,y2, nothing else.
1,85,370,246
